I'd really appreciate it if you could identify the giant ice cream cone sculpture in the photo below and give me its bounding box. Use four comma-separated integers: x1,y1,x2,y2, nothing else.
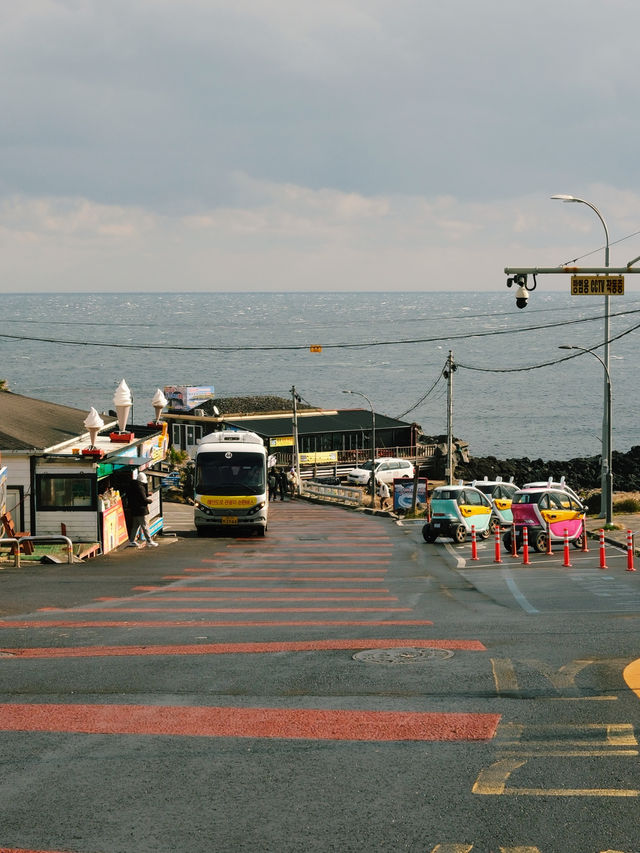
83,407,104,449
152,388,168,423
113,379,132,433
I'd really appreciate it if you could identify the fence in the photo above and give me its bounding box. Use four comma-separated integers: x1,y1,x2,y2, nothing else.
0,535,74,567
300,482,363,506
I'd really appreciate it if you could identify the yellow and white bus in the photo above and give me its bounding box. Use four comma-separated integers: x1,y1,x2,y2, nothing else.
194,431,268,537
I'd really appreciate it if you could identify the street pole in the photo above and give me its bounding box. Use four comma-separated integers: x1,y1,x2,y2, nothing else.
559,345,613,525
291,385,301,495
552,195,611,520
343,390,376,501
444,351,455,484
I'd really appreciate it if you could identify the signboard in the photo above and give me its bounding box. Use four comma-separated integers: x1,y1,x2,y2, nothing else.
270,436,295,448
393,477,428,512
102,498,129,553
164,385,215,412
570,276,624,295
299,451,338,464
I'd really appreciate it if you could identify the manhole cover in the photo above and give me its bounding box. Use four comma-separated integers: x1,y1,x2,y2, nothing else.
353,647,454,664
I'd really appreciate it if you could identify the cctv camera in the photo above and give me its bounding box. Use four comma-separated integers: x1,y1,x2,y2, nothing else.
515,285,528,309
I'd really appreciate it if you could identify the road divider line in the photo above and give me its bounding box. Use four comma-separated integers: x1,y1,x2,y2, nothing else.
0,702,500,741
0,638,486,659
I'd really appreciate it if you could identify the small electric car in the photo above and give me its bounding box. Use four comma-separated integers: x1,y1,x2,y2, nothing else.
468,476,519,533
503,486,586,553
422,484,493,544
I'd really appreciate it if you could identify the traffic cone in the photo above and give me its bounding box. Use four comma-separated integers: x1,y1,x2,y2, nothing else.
563,529,572,567
471,525,479,561
599,529,608,570
626,530,636,572
522,526,531,565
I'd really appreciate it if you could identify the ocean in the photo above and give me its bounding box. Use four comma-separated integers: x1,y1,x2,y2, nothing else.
1,290,639,462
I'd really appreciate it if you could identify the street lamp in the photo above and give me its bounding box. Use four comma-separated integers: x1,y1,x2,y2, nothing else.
343,390,376,501
551,194,611,520
559,345,613,525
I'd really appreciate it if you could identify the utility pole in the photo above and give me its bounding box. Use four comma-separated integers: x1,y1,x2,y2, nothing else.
444,351,456,484
291,385,301,494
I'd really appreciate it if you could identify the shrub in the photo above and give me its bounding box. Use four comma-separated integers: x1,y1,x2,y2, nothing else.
613,497,640,513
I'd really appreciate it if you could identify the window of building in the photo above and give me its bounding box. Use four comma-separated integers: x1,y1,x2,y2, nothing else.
36,474,97,511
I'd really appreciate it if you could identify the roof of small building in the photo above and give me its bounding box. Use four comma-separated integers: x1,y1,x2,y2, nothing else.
0,390,91,451
222,409,414,438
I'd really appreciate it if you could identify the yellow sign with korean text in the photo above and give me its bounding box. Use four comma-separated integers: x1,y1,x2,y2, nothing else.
299,451,338,464
199,495,258,509
570,276,624,295
270,436,295,447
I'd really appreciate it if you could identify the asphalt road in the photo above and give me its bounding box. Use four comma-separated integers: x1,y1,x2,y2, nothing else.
0,500,639,853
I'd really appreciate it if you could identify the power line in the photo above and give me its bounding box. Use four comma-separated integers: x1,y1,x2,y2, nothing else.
2,306,640,352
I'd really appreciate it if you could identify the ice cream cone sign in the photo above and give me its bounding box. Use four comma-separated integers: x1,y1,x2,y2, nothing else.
113,379,132,433
83,407,104,449
152,388,168,423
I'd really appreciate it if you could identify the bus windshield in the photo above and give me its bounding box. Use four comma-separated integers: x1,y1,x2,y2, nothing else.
195,451,266,496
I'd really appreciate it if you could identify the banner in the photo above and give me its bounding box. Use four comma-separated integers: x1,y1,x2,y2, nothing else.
393,478,428,512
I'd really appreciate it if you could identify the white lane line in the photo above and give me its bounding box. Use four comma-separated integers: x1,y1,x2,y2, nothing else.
501,569,539,613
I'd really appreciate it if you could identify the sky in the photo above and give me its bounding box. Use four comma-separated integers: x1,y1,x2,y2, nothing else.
2,0,640,294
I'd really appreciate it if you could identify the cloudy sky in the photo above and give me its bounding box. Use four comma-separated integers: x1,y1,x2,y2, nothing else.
2,0,640,293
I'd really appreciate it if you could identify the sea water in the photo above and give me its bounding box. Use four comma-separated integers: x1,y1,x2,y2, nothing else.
1,290,639,462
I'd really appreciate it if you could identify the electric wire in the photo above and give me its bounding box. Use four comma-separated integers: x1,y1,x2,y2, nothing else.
1,306,640,352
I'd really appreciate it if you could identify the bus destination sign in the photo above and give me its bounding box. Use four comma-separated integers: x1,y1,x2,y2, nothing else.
570,275,624,295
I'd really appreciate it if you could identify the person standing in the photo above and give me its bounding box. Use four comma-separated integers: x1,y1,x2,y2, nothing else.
127,471,158,547
276,467,287,501
268,468,277,501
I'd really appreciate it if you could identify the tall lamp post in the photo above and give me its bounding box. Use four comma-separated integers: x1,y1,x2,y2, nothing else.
559,345,613,525
551,194,611,520
343,390,376,501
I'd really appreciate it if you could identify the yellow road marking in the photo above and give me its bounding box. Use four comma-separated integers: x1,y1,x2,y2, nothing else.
623,658,640,700
473,758,639,797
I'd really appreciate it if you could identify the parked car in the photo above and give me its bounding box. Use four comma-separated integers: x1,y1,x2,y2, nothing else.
468,476,519,533
503,486,586,553
520,477,581,503
346,458,415,486
422,484,493,544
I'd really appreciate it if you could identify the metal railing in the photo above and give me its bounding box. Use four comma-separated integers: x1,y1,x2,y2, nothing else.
301,482,363,506
0,535,74,567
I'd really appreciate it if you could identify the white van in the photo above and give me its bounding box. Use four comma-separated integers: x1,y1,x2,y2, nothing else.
346,458,415,486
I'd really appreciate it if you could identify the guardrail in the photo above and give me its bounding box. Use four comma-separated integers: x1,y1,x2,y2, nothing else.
0,535,75,567
301,482,362,506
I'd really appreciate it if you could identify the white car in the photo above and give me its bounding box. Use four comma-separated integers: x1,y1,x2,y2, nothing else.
521,477,581,502
346,458,415,486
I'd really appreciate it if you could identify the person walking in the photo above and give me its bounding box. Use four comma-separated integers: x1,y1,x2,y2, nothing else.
287,466,298,498
127,471,158,547
377,478,391,511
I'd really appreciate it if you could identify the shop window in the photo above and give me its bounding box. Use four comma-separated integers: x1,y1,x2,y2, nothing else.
36,475,97,511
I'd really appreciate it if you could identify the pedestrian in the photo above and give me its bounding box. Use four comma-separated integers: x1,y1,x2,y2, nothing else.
268,467,277,501
377,478,391,510
127,471,158,547
287,466,298,498
276,467,287,501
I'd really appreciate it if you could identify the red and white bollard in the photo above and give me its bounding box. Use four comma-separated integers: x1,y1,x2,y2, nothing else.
510,523,518,558
599,529,608,570
494,526,502,563
581,516,589,552
626,530,636,572
562,528,572,567
522,526,531,565
471,525,479,561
